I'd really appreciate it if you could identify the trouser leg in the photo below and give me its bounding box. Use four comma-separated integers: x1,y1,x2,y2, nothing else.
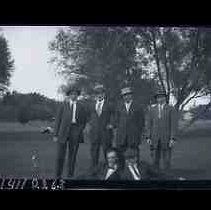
56,142,67,179
102,137,112,161
163,148,172,170
90,141,100,171
67,141,79,177
154,144,161,170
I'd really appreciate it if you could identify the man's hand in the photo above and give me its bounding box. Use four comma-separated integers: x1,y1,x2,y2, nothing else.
106,124,113,129
53,136,58,142
169,138,176,148
146,138,152,145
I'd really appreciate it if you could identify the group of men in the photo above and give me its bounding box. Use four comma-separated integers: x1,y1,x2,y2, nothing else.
53,84,178,180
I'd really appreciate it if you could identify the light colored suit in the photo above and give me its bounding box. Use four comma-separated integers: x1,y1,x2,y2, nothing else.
146,103,178,169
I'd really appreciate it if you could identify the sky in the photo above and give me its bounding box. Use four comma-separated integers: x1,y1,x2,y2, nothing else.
1,26,210,108
1,26,65,101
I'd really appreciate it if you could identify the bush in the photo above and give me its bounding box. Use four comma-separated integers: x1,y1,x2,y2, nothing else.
17,106,30,124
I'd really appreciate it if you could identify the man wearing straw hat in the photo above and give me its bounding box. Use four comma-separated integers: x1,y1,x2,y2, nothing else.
53,84,88,179
114,86,145,158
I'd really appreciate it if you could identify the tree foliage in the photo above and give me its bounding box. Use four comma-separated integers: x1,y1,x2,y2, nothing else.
0,34,14,90
50,26,211,112
136,27,211,111
0,91,60,122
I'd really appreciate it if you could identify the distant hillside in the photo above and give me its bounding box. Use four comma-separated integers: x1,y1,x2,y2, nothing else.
0,91,61,123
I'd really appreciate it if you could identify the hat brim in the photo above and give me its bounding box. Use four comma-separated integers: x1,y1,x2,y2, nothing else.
121,91,133,96
95,89,105,93
154,93,166,98
66,89,81,96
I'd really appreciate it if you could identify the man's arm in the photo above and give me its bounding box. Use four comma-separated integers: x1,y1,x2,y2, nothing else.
170,106,178,141
53,103,64,138
106,101,116,129
145,106,153,143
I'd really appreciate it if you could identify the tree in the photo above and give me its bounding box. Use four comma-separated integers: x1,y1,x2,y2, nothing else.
50,26,211,118
49,26,157,106
136,27,211,112
0,34,14,91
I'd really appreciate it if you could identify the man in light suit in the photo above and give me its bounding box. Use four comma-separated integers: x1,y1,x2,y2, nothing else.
114,87,145,157
88,84,114,172
146,91,178,170
53,85,88,179
121,148,177,180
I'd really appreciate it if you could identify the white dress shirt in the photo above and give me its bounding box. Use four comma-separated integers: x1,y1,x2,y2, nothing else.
105,165,118,180
125,100,132,113
96,99,104,116
128,164,141,180
158,104,164,119
69,100,77,123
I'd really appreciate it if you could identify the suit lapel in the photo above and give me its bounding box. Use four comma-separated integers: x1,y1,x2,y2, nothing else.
129,101,134,114
65,101,73,120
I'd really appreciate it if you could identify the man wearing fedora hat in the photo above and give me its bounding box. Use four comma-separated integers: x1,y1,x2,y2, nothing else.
87,84,115,173
53,85,88,179
114,86,145,157
146,91,178,171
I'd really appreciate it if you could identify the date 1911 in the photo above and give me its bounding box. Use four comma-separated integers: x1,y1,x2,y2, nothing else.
0,178,66,190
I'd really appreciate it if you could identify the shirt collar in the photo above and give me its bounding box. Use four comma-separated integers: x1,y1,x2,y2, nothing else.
69,99,77,104
97,98,104,103
125,100,132,105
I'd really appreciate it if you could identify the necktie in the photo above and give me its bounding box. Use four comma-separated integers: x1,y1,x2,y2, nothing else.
158,105,162,119
71,102,77,123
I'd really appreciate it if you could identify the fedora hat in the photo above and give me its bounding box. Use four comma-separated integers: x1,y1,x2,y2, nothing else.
94,84,105,93
120,87,133,96
124,148,138,159
154,90,166,99
65,85,81,96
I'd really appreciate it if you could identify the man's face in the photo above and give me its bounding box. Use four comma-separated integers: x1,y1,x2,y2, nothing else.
107,151,118,168
123,93,132,103
157,96,166,105
126,156,138,166
67,92,78,101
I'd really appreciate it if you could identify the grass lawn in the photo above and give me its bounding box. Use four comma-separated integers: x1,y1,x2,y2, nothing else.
0,121,211,180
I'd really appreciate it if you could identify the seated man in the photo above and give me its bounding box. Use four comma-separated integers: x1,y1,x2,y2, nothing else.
121,148,170,181
95,147,123,180
76,147,123,180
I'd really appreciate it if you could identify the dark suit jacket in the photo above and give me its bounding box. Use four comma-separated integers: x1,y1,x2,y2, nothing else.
146,104,178,149
53,100,88,143
115,100,145,148
88,99,115,145
94,163,122,181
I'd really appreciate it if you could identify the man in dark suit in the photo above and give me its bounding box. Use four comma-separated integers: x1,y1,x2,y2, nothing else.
75,147,122,180
146,91,178,170
121,148,169,180
88,84,114,172
92,147,122,180
53,85,88,179
114,87,145,156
